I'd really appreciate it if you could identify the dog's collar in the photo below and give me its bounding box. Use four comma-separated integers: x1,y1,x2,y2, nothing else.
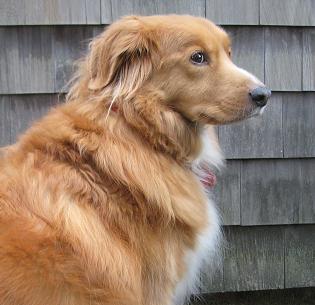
110,104,119,113
200,167,217,188
188,164,217,189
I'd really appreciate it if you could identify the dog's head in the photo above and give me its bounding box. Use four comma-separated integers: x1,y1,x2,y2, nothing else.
87,15,270,125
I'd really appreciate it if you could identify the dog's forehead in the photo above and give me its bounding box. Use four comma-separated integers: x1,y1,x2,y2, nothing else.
144,15,230,50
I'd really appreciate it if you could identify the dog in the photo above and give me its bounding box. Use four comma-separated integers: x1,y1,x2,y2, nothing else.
0,15,270,305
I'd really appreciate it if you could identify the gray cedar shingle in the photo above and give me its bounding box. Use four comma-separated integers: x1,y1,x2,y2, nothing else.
53,26,103,92
101,0,205,23
303,29,315,91
0,26,306,94
0,95,58,147
223,226,284,291
206,0,259,25
0,0,101,25
214,160,241,225
0,96,11,147
0,0,25,25
283,93,315,158
85,0,102,24
285,225,315,288
0,26,102,94
260,0,315,26
224,26,264,81
241,159,315,225
218,93,282,159
8,95,59,144
265,27,302,91
0,27,55,94
200,264,224,293
297,162,315,224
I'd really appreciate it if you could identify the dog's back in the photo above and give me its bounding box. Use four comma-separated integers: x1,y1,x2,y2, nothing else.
0,14,270,305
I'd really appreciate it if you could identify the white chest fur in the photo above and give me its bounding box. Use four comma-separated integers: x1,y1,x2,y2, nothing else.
172,128,223,305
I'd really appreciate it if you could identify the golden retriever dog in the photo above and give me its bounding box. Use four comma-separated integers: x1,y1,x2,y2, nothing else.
0,15,270,305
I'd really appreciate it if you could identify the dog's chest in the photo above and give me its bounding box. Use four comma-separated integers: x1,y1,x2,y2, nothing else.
172,130,222,305
172,196,220,305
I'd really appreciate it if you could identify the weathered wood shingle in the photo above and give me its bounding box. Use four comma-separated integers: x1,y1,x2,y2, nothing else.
8,95,58,144
214,161,241,225
223,226,285,291
285,226,315,288
241,159,315,225
265,27,302,91
0,27,55,94
0,97,11,147
206,0,259,25
283,93,315,158
101,0,205,23
303,28,315,90
0,26,103,94
0,95,59,147
202,225,315,292
1,25,314,94
218,93,283,159
224,26,264,81
0,0,101,25
260,0,315,26
53,26,103,92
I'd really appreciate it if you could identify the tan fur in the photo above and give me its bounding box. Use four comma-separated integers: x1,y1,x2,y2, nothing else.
0,15,265,305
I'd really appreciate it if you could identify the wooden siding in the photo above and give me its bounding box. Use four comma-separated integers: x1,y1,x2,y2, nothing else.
0,0,314,294
260,0,315,26
265,28,303,91
283,93,315,158
206,0,259,25
1,25,314,94
214,161,241,226
0,26,104,94
4,0,315,27
0,95,59,145
1,96,314,227
0,0,101,25
218,93,283,159
303,28,315,90
102,0,205,23
285,225,315,288
202,225,315,292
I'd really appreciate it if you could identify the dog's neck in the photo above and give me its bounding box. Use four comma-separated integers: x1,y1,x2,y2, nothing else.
119,89,203,165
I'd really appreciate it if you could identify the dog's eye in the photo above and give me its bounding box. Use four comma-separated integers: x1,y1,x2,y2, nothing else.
190,51,208,65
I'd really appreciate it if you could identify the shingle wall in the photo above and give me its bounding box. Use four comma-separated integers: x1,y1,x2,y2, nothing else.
0,0,314,293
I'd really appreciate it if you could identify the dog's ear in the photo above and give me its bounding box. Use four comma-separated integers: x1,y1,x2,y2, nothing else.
88,16,158,99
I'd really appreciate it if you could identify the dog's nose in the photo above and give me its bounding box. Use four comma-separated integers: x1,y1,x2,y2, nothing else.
249,86,271,107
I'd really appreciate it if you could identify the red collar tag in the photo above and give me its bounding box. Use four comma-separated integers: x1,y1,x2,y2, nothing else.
110,104,119,113
201,168,217,188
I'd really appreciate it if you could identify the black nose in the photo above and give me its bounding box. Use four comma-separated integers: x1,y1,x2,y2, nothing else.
249,86,271,107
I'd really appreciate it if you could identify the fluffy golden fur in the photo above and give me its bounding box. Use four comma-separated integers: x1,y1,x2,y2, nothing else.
0,15,266,305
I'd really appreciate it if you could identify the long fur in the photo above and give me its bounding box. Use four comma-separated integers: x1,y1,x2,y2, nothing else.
0,15,265,305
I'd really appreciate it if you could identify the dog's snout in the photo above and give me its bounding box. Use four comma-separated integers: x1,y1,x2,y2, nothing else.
249,86,271,107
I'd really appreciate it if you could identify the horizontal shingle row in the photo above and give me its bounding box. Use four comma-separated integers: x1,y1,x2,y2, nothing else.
202,225,315,292
0,94,59,146
1,0,315,26
0,25,314,94
2,92,315,160
0,26,103,94
0,0,101,25
219,92,315,159
215,159,315,225
1,94,315,226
